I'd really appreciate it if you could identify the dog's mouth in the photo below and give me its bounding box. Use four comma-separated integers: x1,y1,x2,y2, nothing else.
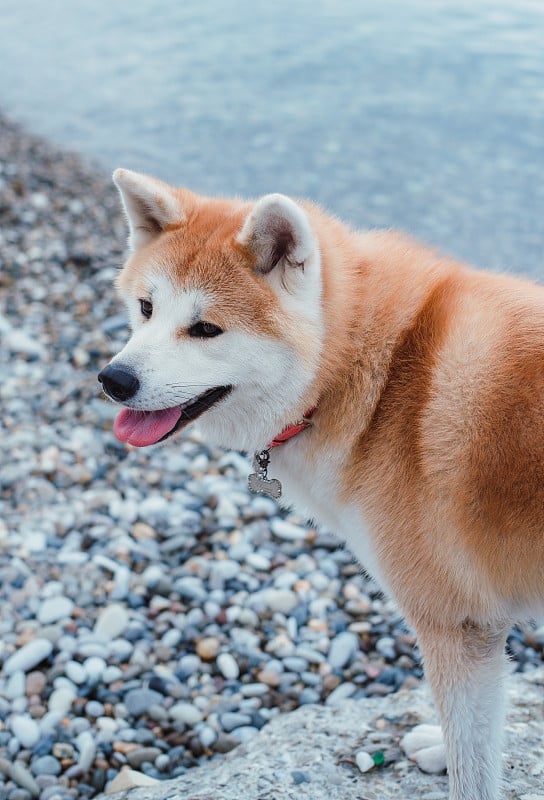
113,386,232,447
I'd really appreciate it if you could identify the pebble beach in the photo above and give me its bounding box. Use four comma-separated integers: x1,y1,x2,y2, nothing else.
1,112,543,800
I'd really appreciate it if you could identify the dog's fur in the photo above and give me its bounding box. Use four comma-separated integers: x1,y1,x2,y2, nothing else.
101,168,544,800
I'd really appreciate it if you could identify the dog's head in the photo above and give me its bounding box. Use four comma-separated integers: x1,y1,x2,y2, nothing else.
98,169,324,452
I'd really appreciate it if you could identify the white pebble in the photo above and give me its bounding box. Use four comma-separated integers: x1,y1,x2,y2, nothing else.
4,670,26,699
217,652,240,680
328,631,359,669
251,588,298,614
325,682,357,706
169,702,204,725
48,686,76,715
96,716,118,739
84,656,107,682
355,750,375,773
246,552,271,571
102,665,123,684
64,660,88,685
11,714,41,748
76,730,96,772
270,519,308,541
93,604,129,641
4,639,53,675
199,725,217,747
37,596,74,624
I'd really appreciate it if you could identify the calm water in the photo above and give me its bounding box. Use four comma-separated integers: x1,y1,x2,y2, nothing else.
1,0,543,274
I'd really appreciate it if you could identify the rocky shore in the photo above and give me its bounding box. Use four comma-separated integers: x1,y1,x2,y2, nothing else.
1,112,543,800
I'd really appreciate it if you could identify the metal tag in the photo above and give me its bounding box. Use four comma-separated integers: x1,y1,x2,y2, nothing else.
247,449,282,499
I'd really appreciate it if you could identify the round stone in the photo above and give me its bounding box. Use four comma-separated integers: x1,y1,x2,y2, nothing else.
64,661,87,685
217,653,240,680
124,688,164,717
196,637,220,661
83,656,107,682
355,750,375,773
168,702,204,725
31,755,61,776
11,715,41,748
37,596,74,625
25,671,47,696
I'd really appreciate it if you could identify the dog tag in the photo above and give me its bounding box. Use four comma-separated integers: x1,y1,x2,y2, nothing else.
248,449,282,499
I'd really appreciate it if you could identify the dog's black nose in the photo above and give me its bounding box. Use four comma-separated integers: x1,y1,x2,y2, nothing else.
98,365,140,402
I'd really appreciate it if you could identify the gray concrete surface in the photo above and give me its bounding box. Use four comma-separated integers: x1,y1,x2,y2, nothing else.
100,668,544,800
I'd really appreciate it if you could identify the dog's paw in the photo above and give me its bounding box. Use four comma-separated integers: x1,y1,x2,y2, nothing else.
401,724,447,774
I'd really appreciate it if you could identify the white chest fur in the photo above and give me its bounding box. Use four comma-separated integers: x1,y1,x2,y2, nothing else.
268,441,389,592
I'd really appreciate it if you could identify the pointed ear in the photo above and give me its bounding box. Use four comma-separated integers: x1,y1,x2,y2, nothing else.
237,193,316,275
113,168,185,250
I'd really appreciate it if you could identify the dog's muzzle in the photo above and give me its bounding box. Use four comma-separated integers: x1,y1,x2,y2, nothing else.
98,365,140,403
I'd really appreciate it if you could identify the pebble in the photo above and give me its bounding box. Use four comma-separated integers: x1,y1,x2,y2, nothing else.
270,519,308,541
252,588,299,614
11,715,41,748
169,703,204,725
328,632,359,669
355,750,375,773
325,682,357,705
31,755,61,777
124,689,164,716
83,657,107,682
64,661,88,685
25,671,46,696
217,652,240,680
37,596,75,625
9,761,40,797
3,640,53,675
5,670,26,699
196,637,220,661
93,604,129,641
220,712,253,732
48,687,76,716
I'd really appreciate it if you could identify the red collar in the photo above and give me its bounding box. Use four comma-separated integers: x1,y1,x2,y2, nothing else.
268,407,317,448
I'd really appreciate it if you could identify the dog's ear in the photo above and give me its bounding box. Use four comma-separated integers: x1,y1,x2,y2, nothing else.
113,168,185,251
237,194,316,276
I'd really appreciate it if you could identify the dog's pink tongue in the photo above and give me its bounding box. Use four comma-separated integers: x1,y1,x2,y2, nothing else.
114,407,182,447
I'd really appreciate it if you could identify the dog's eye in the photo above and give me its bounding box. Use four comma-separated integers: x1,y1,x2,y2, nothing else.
139,299,153,319
188,321,223,338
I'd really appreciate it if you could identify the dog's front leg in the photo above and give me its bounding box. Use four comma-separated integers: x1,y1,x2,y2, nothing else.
413,619,509,800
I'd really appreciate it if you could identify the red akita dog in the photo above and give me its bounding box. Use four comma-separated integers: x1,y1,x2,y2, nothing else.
99,168,544,800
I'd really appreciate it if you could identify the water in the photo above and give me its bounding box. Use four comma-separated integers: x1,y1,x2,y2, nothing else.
1,0,543,274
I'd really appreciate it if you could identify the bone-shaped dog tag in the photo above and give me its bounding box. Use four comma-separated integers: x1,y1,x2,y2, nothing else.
248,449,282,499
248,472,282,499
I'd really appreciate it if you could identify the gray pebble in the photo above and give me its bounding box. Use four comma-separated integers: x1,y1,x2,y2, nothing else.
31,755,61,777
124,688,164,716
325,682,357,706
220,712,253,732
328,631,359,669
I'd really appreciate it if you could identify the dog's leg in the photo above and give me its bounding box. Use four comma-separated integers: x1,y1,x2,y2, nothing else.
413,620,509,800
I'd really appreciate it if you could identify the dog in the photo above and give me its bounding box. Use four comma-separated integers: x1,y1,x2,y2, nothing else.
98,168,544,800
